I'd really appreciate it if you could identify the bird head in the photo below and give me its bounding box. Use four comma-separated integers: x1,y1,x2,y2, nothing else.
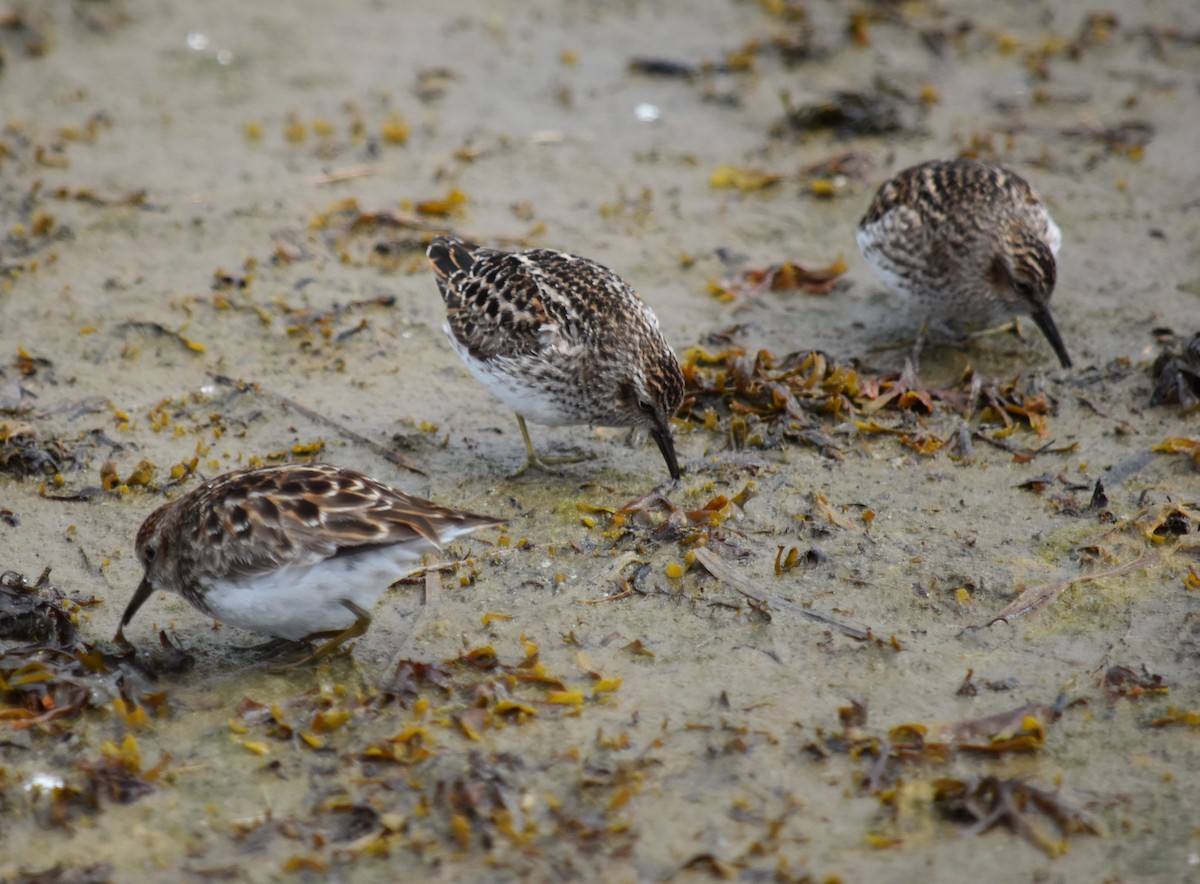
992,234,1071,368
116,505,175,636
618,351,685,480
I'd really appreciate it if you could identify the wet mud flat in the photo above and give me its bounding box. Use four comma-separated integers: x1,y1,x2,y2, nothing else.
2,0,1199,880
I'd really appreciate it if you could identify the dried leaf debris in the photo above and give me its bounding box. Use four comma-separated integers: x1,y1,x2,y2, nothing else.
680,344,1061,459
815,698,1104,856
1,569,164,732
2,4,1198,880
988,501,1200,623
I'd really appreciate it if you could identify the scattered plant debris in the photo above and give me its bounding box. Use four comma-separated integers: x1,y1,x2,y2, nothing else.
692,545,875,641
989,502,1200,623
775,88,919,138
1153,436,1200,469
1150,329,1200,411
1147,706,1200,729
681,344,1060,459
1060,119,1155,156
210,636,642,860
818,699,1099,855
932,775,1105,857
709,165,782,193
1,569,165,732
710,259,848,300
628,57,696,79
0,419,87,479
797,149,875,198
1098,665,1168,700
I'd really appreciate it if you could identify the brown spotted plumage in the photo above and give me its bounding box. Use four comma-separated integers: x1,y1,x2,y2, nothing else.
427,236,685,479
857,159,1071,368
119,463,499,659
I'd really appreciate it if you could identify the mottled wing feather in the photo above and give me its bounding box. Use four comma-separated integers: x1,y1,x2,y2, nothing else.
862,163,991,287
177,464,497,583
861,160,1044,235
428,237,646,362
861,163,958,233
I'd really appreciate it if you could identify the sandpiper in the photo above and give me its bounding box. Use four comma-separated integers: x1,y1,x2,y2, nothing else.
118,463,499,662
426,236,685,479
857,158,1071,368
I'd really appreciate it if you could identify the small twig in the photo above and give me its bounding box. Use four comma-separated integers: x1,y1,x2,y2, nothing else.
582,578,637,604
396,546,521,583
209,374,424,475
116,320,203,354
691,547,872,641
163,763,210,775
987,549,1167,624
1075,394,1110,418
971,432,1075,460
581,553,641,603
308,164,385,186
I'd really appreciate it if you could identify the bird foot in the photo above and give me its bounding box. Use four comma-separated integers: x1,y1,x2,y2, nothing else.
263,601,371,670
508,450,594,478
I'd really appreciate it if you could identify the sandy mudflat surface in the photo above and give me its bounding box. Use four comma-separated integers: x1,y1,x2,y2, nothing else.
2,0,1199,880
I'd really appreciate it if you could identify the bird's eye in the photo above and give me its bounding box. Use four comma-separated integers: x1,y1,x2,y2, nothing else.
637,400,656,415
1013,279,1036,299
143,545,156,563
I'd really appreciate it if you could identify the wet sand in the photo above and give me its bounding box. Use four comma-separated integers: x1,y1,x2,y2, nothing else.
2,0,1199,880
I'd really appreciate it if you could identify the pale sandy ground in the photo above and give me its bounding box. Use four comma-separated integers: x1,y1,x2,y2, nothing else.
2,0,1199,880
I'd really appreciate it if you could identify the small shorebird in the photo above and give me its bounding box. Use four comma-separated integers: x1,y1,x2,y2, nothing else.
427,236,685,479
118,463,499,662
857,158,1071,368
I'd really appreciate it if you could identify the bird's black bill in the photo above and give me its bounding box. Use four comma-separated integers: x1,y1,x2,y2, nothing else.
118,576,157,633
1030,307,1072,369
652,423,682,481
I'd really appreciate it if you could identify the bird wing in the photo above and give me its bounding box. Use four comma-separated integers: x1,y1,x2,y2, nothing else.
428,237,635,361
182,464,496,581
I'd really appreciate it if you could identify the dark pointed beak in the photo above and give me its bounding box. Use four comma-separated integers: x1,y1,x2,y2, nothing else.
116,575,157,640
1030,306,1072,369
651,420,682,481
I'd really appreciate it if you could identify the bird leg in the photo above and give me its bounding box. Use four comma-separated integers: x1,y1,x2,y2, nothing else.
269,601,372,669
910,314,931,375
509,415,593,477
